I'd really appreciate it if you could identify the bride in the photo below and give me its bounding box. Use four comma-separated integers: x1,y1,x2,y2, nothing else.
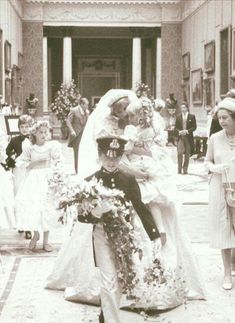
46,90,140,304
46,89,206,309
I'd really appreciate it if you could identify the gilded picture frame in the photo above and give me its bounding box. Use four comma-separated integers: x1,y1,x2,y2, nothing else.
191,68,203,105
4,40,11,73
204,77,215,107
204,41,215,73
5,77,11,105
182,52,190,80
220,25,232,96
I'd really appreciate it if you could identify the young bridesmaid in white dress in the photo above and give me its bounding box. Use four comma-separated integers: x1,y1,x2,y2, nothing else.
15,120,63,251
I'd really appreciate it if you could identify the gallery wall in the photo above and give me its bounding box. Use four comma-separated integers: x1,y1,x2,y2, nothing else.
181,0,235,130
0,0,23,103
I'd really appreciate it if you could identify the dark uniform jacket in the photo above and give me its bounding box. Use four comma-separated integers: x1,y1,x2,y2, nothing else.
5,135,28,168
83,167,160,241
174,113,197,155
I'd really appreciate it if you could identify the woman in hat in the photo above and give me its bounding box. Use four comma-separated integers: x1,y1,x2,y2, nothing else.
205,97,235,290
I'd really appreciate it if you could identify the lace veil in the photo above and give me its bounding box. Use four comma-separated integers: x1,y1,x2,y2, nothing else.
77,89,140,181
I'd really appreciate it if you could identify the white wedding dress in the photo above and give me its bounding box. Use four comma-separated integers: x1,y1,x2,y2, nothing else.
46,90,206,309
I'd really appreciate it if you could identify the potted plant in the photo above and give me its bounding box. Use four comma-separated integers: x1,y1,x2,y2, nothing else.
50,80,81,140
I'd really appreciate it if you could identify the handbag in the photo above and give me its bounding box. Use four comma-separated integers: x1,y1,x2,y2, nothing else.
224,168,235,208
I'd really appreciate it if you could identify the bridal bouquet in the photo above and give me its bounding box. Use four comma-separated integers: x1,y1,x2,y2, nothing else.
50,174,144,299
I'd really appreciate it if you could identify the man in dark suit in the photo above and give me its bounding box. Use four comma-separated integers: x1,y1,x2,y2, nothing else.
80,136,160,323
174,103,197,174
66,98,89,173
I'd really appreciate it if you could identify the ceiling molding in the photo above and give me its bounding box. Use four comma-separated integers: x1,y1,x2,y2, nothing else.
25,0,181,4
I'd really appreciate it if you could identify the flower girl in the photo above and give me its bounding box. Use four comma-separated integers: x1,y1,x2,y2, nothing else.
15,120,63,251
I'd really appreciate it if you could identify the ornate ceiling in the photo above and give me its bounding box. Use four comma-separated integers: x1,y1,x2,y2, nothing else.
25,0,182,4
23,0,182,26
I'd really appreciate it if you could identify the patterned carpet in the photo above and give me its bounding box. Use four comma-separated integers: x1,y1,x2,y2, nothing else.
0,256,100,323
0,248,235,323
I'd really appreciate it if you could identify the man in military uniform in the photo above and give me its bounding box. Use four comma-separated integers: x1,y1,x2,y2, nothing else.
81,135,160,323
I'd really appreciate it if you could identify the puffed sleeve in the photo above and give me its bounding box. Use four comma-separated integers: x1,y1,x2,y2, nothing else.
123,125,137,152
50,141,64,166
15,139,32,168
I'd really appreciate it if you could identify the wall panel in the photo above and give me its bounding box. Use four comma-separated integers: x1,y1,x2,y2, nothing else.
161,24,182,103
182,0,235,127
22,21,43,115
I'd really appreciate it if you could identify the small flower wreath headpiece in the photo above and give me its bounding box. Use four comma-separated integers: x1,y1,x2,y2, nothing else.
30,120,51,135
139,97,154,128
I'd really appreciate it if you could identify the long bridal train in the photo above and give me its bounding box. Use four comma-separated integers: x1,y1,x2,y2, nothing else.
46,222,101,305
46,201,206,310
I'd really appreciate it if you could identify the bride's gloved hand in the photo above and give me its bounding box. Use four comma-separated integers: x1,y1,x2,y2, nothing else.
91,200,113,219
206,162,229,174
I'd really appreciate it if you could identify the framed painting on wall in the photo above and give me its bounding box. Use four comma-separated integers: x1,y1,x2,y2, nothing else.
191,68,203,105
204,41,215,73
11,65,20,106
4,40,11,73
182,81,190,105
204,77,215,107
220,25,231,96
0,29,2,95
5,78,11,105
182,52,190,80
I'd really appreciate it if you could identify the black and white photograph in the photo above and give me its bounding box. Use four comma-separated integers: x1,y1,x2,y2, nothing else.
0,1,235,323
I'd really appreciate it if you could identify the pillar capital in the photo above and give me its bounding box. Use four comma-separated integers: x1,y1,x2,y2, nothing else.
62,27,73,38
129,27,161,38
129,27,143,38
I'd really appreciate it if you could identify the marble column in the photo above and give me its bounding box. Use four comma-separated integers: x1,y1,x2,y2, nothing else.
156,37,162,98
63,36,72,83
132,37,141,89
43,36,48,112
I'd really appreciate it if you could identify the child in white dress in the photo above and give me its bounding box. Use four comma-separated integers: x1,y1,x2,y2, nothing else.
119,98,206,307
15,120,63,251
121,98,176,241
